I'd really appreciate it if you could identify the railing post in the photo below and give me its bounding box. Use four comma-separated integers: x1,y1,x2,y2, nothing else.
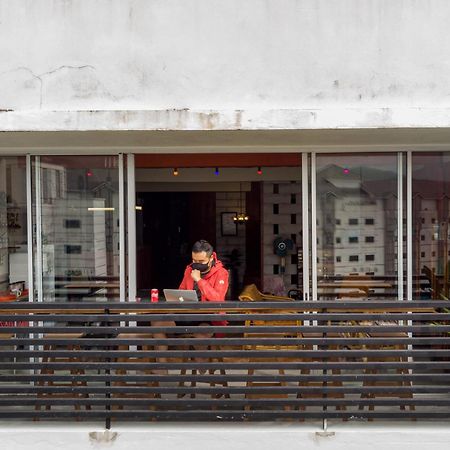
105,307,111,430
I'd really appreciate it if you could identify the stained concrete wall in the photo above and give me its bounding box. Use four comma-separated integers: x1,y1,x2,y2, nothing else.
1,0,450,131
1,423,450,450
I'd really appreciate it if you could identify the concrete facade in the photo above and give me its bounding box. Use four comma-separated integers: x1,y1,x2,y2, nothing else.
1,0,450,134
1,423,450,450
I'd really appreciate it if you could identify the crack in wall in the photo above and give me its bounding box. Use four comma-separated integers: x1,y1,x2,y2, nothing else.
1,65,96,109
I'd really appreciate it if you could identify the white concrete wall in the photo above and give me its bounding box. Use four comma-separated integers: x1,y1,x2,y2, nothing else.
1,0,450,131
2,423,450,450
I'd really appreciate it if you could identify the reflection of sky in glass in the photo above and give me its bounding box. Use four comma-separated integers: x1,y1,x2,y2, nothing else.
317,154,398,199
413,153,450,182
317,154,397,172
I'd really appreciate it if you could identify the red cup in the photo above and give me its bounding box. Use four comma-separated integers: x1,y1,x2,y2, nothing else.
151,289,159,302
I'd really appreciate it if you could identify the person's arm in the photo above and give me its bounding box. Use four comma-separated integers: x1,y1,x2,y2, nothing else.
179,267,190,290
197,270,229,302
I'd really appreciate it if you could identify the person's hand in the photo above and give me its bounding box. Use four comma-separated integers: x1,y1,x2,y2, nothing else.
190,269,201,282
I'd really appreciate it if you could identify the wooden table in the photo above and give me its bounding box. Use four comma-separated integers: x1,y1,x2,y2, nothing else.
63,282,120,298
63,282,120,289
318,281,393,297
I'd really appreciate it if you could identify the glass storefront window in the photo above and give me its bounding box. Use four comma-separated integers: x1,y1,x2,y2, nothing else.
34,156,120,302
316,154,399,300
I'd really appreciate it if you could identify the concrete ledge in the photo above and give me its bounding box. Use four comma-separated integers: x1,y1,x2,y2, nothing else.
2,107,450,132
1,422,450,450
2,127,450,155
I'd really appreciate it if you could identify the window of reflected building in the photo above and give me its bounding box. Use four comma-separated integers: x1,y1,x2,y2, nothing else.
316,154,399,300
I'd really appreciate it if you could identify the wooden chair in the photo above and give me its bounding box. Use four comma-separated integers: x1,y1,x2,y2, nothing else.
238,284,295,302
242,309,303,412
112,333,161,414
295,329,347,418
357,329,415,419
35,333,90,418
239,286,346,416
422,265,441,299
177,338,230,401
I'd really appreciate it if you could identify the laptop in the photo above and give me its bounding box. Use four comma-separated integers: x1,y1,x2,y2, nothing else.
163,289,199,303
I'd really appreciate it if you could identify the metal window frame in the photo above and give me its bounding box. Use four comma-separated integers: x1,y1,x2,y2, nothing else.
310,152,403,302
407,151,413,301
119,154,126,303
310,152,317,302
302,154,310,301
25,149,415,308
26,155,34,303
398,152,404,301
127,154,137,302
34,156,43,303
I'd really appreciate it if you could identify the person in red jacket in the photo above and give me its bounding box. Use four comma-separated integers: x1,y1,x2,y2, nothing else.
179,240,228,327
151,240,228,372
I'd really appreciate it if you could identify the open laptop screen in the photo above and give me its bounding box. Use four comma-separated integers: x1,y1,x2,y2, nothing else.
163,289,199,302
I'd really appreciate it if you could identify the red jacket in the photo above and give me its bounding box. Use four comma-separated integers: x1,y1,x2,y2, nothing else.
179,252,228,326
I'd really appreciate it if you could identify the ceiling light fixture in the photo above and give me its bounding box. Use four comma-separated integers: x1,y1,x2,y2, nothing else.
88,207,115,212
233,182,249,224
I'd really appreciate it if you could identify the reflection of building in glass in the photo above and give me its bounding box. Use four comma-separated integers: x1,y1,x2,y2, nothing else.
0,158,28,290
414,197,450,274
413,180,450,279
51,196,108,277
317,164,397,277
411,158,450,299
39,162,119,300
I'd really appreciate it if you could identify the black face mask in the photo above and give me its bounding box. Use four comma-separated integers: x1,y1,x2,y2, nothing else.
191,262,210,273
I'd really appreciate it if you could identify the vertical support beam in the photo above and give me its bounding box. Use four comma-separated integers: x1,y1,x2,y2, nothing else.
397,153,404,301
118,154,126,303
127,154,137,302
26,155,36,374
26,155,34,303
311,152,317,302
302,153,310,301
34,156,43,303
407,151,413,301
406,152,413,361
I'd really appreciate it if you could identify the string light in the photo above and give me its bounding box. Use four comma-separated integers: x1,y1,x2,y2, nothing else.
214,167,220,176
257,166,262,175
173,168,179,176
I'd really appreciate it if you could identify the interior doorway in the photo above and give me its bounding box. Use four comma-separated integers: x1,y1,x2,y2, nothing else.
136,191,216,294
133,153,302,300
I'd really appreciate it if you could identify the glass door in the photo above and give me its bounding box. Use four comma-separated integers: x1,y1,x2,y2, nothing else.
31,155,122,303
313,153,401,301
